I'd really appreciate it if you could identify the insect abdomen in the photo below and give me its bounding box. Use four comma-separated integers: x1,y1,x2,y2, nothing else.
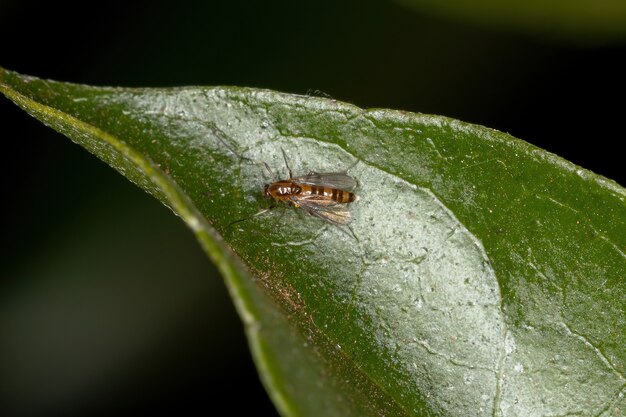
304,185,358,203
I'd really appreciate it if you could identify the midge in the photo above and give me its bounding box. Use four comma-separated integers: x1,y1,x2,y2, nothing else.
261,149,359,226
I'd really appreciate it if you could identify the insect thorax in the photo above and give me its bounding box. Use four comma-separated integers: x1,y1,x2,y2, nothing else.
267,181,301,197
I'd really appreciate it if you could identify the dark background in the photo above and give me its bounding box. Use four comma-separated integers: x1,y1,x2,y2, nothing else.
1,1,624,416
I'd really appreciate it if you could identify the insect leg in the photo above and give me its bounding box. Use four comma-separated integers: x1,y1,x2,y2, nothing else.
263,161,275,179
206,122,255,164
305,89,334,99
345,157,360,173
226,206,275,228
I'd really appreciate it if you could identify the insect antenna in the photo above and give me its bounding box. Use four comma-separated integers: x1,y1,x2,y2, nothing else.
280,147,294,179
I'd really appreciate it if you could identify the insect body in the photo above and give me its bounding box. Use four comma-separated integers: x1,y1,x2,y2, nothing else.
264,171,359,226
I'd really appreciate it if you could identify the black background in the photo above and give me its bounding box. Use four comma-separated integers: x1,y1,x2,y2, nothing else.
1,1,624,416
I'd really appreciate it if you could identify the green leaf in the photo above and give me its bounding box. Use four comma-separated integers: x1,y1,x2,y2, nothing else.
1,66,625,417
397,0,626,44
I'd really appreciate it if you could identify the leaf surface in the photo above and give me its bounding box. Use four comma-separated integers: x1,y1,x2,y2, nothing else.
1,67,624,416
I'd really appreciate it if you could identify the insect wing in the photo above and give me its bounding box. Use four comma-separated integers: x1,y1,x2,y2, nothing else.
291,195,352,225
293,172,357,190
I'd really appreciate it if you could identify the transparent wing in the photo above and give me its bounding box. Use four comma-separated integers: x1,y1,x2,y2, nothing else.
292,172,357,190
290,195,352,225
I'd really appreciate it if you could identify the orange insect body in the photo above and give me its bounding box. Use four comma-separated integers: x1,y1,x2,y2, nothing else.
264,181,358,205
263,172,359,225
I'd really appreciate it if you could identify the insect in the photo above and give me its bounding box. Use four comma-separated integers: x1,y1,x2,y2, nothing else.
262,150,359,226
